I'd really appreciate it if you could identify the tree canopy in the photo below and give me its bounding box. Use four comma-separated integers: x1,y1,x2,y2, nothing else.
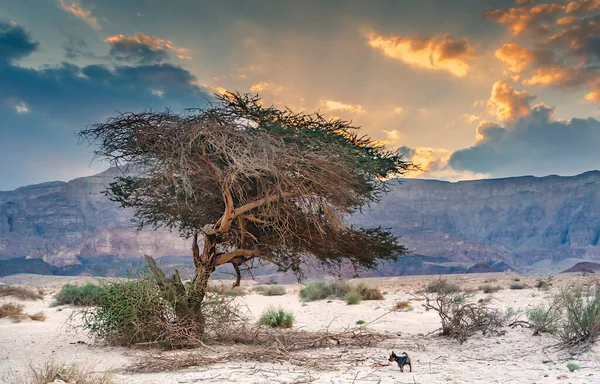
79,92,414,326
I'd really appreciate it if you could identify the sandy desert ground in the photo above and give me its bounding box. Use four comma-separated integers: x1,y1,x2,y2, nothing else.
1,273,599,384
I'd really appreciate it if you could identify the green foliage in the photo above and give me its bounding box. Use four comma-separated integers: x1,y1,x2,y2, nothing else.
554,283,600,346
261,285,286,296
0,285,42,300
299,280,352,302
426,278,461,294
566,362,580,372
54,283,106,306
81,278,167,346
536,279,548,289
258,307,294,328
526,306,560,335
344,291,362,305
356,320,365,325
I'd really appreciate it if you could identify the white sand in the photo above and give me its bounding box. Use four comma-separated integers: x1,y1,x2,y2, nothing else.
1,273,599,383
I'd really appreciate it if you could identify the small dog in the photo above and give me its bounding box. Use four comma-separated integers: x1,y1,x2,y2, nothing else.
388,351,411,372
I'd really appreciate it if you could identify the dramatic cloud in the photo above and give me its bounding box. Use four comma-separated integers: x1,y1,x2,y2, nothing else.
105,33,191,64
397,146,487,181
320,100,365,114
367,33,475,77
0,22,38,64
449,104,600,177
565,0,600,14
494,43,556,73
484,3,564,35
59,0,102,30
487,80,535,122
0,22,210,190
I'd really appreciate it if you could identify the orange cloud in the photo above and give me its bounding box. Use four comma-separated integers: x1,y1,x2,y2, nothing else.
393,106,404,115
565,0,600,14
463,113,480,123
320,100,365,114
250,82,271,92
59,0,101,30
556,16,578,25
487,80,535,121
484,3,564,34
202,84,228,95
105,33,191,60
494,44,536,72
367,33,475,77
522,67,587,87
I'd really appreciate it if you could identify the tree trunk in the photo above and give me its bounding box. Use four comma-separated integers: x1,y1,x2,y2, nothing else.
188,232,217,339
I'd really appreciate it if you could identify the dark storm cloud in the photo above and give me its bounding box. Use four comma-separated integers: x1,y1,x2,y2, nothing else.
0,22,38,64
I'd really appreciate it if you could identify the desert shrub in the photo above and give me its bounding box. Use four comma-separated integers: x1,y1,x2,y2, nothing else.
0,285,42,300
258,307,294,328
80,276,245,347
509,283,528,290
5,360,112,384
535,279,548,289
344,291,362,305
29,312,46,322
526,305,560,335
394,300,413,311
261,285,286,296
299,280,352,302
356,320,365,325
54,283,105,306
566,362,580,372
480,284,501,294
418,291,504,343
252,285,266,293
425,278,461,294
354,283,384,300
0,302,24,319
553,283,600,348
206,284,246,297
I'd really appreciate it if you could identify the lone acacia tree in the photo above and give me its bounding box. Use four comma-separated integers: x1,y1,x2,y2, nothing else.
80,92,413,334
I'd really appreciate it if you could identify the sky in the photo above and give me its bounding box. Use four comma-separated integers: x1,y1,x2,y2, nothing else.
1,0,600,190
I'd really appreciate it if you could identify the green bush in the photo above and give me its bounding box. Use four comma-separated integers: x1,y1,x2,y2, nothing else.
526,306,560,335
299,280,352,302
566,362,580,372
258,307,294,328
535,279,548,289
356,320,365,325
261,285,286,296
426,279,461,294
252,285,266,293
0,285,42,300
554,284,600,346
54,283,105,306
344,291,362,305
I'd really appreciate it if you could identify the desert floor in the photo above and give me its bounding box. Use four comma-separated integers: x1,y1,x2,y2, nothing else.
1,273,599,384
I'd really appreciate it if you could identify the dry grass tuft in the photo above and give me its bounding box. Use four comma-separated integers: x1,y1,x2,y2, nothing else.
0,302,24,319
394,300,413,311
29,312,46,322
0,286,42,301
4,360,112,384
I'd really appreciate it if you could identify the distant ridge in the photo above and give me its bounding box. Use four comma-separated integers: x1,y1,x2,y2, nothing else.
561,262,600,274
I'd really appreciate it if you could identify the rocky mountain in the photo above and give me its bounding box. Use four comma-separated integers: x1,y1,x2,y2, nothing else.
1,169,600,276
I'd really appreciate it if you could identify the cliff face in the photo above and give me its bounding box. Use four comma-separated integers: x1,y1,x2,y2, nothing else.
0,169,189,266
1,169,600,268
350,171,600,266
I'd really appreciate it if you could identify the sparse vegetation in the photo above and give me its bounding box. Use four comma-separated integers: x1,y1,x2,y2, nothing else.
261,285,286,296
354,283,384,300
0,285,42,300
526,305,560,335
0,302,24,319
425,278,461,294
54,283,105,306
416,290,504,343
535,279,548,289
566,362,580,372
394,300,413,311
479,284,501,294
29,312,46,322
4,360,112,384
344,291,362,305
553,283,600,349
258,307,294,328
356,320,365,325
206,284,247,297
251,285,266,293
509,283,529,290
